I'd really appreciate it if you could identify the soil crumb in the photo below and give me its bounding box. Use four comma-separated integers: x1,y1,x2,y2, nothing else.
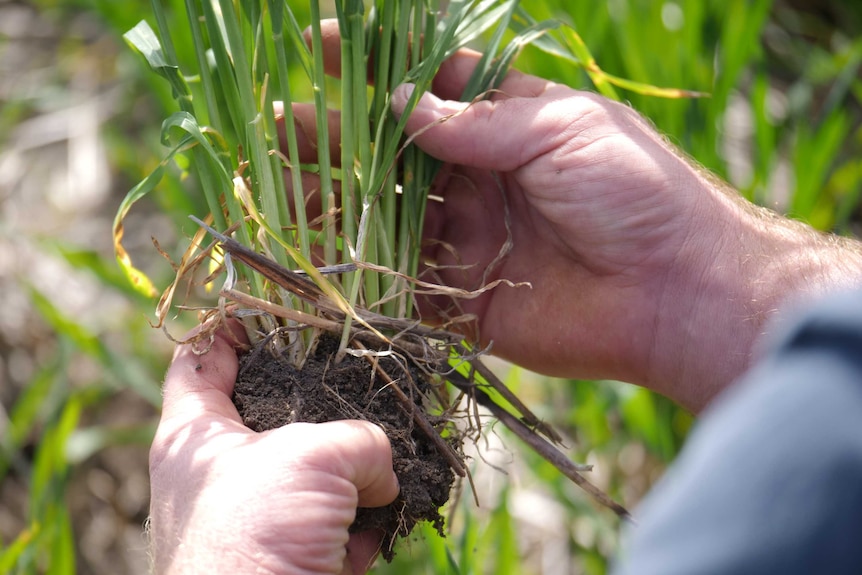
232,333,460,561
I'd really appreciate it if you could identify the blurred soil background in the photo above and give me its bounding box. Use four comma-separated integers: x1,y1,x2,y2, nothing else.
0,1,175,572
1,1,861,573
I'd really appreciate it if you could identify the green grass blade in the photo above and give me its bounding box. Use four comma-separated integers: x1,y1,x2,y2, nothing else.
65,423,157,464
268,0,312,261
51,245,151,305
791,107,850,220
456,507,478,574
477,489,519,575
601,70,708,99
307,2,338,266
337,8,359,295
214,0,290,270
124,19,192,109
22,382,81,574
459,0,519,100
447,0,511,54
0,524,40,573
512,6,580,63
280,2,314,79
198,0,246,148
560,25,620,100
49,505,76,575
28,287,162,406
112,133,196,297
0,360,58,483
484,19,561,94
620,387,674,459
367,0,477,204
184,0,224,132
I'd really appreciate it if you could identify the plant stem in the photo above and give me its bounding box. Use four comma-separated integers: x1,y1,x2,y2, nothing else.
308,2,338,267
268,0,312,264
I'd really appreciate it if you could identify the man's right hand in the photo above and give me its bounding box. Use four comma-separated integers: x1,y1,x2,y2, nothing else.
296,22,862,412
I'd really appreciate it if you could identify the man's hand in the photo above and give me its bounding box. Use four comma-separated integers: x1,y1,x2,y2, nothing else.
148,321,399,574
387,50,862,412
290,21,862,412
390,62,721,395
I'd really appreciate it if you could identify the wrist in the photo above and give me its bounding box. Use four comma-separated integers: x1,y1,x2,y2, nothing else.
647,176,862,412
746,210,862,346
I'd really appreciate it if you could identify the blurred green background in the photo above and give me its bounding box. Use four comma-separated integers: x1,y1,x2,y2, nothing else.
1,0,861,573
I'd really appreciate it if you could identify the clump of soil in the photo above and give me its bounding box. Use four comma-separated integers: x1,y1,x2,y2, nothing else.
232,333,461,560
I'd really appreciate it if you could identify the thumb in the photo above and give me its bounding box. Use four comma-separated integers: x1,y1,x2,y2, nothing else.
283,420,399,508
160,319,249,426
390,82,561,172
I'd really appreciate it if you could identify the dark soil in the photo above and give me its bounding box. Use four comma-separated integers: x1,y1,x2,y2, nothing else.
232,333,460,561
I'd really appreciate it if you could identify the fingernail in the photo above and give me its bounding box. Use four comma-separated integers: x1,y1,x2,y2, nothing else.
391,83,416,115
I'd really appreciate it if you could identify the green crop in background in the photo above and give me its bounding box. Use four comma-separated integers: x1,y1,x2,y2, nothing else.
3,1,861,573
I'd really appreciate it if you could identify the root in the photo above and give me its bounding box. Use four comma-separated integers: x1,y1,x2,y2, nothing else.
198,221,633,531
447,369,632,523
354,341,466,478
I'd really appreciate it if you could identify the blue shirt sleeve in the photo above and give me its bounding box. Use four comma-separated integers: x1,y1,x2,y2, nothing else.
612,290,862,575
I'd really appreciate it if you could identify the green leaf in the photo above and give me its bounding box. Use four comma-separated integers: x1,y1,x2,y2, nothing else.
124,19,191,102
49,506,75,575
598,70,708,99
791,107,850,222
478,489,519,574
124,19,170,68
512,6,579,63
28,287,162,406
0,523,40,574
619,387,676,459
459,0,520,100
65,424,157,464
50,244,151,304
560,25,620,100
0,357,60,482
112,132,196,297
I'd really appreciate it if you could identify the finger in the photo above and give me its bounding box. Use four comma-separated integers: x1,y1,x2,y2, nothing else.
431,48,555,101
316,19,343,79
307,19,378,83
281,168,345,270
391,82,577,172
275,101,342,167
160,319,249,426
345,530,384,575
282,169,331,226
294,420,400,508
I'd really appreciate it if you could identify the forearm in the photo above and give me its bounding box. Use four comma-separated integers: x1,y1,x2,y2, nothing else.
648,174,862,412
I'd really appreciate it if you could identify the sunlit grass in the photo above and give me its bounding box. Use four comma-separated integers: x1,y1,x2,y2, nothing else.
4,1,862,573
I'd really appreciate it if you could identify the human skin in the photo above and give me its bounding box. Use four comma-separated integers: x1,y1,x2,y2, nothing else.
290,22,862,412
149,26,862,575
147,320,399,575
388,70,862,412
